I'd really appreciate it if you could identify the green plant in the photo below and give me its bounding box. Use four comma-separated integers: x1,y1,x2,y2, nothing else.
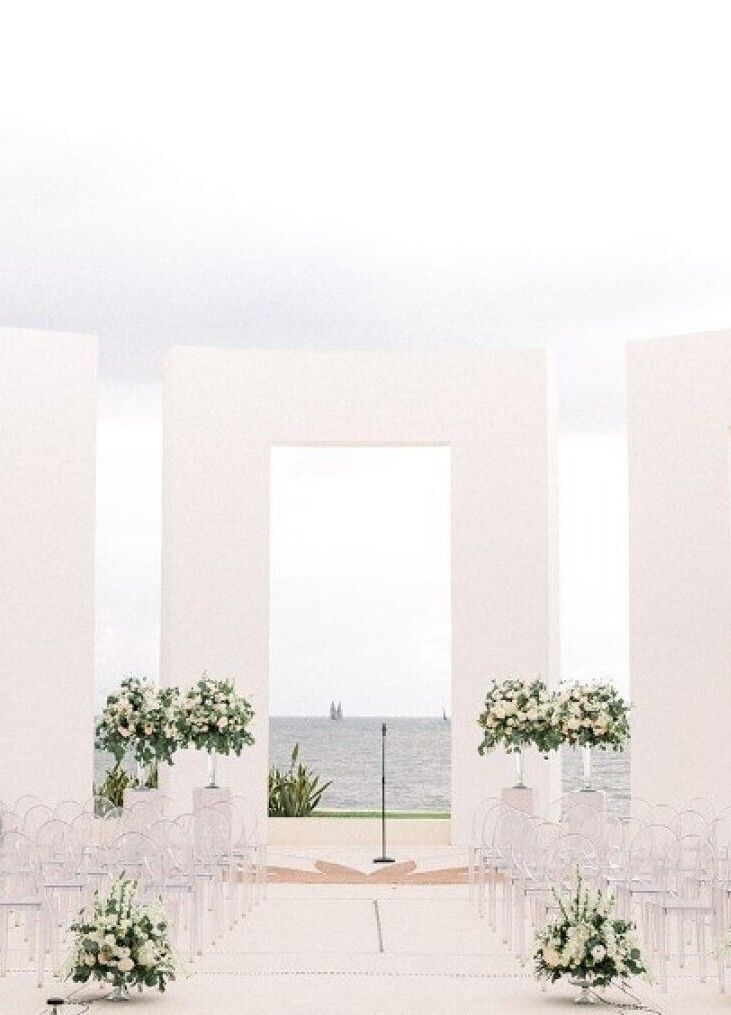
94,763,157,809
268,744,332,817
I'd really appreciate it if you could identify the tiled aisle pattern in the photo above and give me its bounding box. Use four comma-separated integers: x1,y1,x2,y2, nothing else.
0,849,725,1014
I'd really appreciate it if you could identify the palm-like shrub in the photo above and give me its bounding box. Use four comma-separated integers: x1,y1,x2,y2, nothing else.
94,762,157,808
268,744,332,817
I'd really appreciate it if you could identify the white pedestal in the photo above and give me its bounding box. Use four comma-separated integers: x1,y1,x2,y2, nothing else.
501,786,536,814
567,789,606,812
192,785,232,815
192,787,232,849
122,788,164,830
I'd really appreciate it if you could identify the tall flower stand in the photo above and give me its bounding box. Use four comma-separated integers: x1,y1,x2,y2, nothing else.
567,746,605,816
500,750,535,814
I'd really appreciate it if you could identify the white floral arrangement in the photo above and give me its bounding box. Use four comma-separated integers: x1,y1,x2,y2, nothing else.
179,675,255,756
95,676,183,768
477,678,562,755
534,869,648,989
60,875,176,993
556,682,630,750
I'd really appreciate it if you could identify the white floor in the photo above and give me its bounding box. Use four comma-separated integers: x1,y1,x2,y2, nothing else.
1,855,728,1013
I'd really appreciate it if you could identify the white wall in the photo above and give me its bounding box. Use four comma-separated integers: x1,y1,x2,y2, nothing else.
628,329,731,808
161,348,560,841
0,328,96,806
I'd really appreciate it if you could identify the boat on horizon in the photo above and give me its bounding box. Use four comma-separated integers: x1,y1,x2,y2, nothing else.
329,700,343,720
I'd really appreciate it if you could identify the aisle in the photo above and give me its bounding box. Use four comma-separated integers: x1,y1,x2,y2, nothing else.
1,877,726,1013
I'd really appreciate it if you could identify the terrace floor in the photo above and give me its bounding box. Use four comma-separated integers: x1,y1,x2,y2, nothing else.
1,848,727,1014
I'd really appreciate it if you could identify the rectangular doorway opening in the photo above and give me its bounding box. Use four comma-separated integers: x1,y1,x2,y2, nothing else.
269,446,451,817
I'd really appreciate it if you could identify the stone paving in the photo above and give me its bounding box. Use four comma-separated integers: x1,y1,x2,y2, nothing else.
0,851,728,1014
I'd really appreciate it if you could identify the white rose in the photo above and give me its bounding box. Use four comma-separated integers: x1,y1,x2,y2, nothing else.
118,957,135,973
217,716,229,729
543,946,561,968
83,953,96,966
591,945,606,962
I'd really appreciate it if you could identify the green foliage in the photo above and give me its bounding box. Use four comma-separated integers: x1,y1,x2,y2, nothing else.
268,743,332,817
477,678,631,757
556,682,631,750
178,675,255,756
60,875,176,992
534,868,648,987
477,678,562,755
95,763,157,809
95,677,182,766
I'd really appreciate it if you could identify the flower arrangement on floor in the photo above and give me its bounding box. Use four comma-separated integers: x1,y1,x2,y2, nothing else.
179,674,255,787
477,678,562,785
95,677,183,784
60,875,176,998
534,869,648,999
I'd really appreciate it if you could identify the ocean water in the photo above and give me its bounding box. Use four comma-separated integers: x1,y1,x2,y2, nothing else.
270,716,451,812
94,717,631,813
269,717,631,813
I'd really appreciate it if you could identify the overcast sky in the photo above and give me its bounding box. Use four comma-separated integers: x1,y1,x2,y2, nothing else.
3,3,731,708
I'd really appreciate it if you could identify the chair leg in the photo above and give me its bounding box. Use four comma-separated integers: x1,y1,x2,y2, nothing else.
698,915,707,984
0,908,8,977
189,893,197,963
36,908,45,988
659,909,668,993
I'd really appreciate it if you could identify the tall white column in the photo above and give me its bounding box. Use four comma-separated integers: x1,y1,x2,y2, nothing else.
161,348,560,840
628,329,731,808
0,328,96,806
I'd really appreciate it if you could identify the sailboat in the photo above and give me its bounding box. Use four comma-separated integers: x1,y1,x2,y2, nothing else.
330,700,343,720
442,705,448,721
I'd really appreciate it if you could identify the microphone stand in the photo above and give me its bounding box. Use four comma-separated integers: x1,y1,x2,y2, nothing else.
373,722,395,863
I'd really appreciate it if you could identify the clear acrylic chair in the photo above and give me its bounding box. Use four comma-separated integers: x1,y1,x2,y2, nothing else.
621,823,678,945
0,830,46,987
12,796,41,819
467,796,501,904
230,795,267,907
54,800,85,824
645,835,722,992
34,819,85,967
22,804,54,838
148,818,199,960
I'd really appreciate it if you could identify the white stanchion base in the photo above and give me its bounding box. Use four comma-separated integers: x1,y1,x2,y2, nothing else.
501,786,535,814
122,787,164,831
192,786,232,814
567,789,606,811
122,787,161,811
